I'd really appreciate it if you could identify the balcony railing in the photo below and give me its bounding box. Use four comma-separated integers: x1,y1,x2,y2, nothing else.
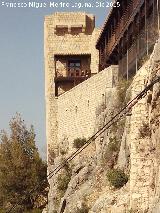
55,68,91,82
106,0,142,57
68,68,91,78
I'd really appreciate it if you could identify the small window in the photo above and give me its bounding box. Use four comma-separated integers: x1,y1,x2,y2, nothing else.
68,60,81,77
68,60,81,68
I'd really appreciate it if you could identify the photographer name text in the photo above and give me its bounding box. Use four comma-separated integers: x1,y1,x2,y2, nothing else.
1,1,120,9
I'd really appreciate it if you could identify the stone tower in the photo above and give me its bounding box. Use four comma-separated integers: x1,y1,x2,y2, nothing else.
44,12,100,162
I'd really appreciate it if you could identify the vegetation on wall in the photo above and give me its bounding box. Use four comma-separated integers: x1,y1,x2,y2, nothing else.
108,136,120,153
73,138,87,149
117,77,132,107
59,136,69,156
102,77,132,169
57,161,72,197
60,149,67,155
103,136,121,169
48,146,56,165
0,114,48,212
139,122,152,138
107,169,128,189
75,202,89,213
57,174,71,191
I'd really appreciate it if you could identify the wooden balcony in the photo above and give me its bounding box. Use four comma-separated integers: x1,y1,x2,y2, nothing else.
105,0,144,59
55,68,91,83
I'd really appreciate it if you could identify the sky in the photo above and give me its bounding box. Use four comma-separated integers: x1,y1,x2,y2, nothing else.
0,0,111,159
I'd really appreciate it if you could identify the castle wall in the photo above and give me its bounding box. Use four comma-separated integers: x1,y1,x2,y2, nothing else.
57,66,119,150
49,34,92,55
44,18,58,160
52,12,95,34
45,12,100,73
44,12,100,159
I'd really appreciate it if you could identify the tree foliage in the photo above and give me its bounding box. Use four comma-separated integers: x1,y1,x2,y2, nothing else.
0,114,48,212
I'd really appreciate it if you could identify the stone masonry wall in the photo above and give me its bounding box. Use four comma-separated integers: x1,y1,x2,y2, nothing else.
47,65,119,213
52,12,95,34
57,66,119,151
44,12,100,160
45,13,99,58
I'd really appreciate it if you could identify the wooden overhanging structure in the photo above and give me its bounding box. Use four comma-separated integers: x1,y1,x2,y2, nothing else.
54,54,92,96
96,0,160,78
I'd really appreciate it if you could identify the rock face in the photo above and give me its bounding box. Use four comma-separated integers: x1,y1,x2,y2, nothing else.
47,38,160,213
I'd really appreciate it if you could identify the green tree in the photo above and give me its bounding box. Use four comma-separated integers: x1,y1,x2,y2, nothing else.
0,114,48,212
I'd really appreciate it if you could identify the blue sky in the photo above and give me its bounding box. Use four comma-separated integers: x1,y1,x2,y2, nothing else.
0,0,111,159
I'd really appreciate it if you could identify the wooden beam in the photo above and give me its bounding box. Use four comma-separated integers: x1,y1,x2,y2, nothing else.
106,0,144,59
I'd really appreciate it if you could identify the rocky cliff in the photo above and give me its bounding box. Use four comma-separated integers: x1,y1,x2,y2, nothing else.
46,37,160,213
